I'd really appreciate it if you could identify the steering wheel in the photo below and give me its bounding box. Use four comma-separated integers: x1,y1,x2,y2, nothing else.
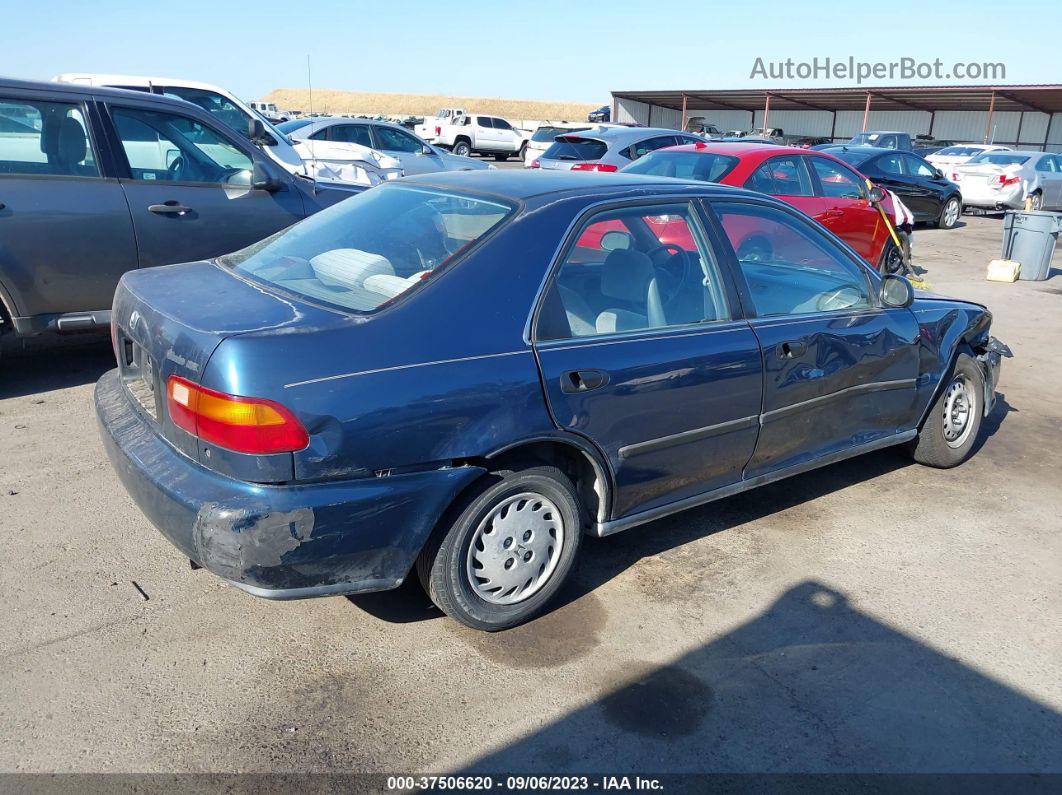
166,156,185,180
817,284,865,312
645,243,691,307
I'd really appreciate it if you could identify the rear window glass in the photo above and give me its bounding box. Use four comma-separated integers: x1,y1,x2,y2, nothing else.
532,125,589,142
968,153,1030,166
621,151,738,181
935,146,982,156
543,137,608,161
276,119,314,134
830,150,874,168
221,185,513,313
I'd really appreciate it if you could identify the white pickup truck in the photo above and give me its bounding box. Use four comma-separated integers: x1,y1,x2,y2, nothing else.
417,109,528,161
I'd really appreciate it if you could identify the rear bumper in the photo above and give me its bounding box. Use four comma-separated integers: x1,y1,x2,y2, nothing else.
95,369,485,599
960,185,1024,210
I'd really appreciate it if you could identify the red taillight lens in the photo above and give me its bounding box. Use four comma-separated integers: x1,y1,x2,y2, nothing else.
999,175,1020,187
570,162,618,172
434,126,440,136
167,375,309,455
530,158,541,168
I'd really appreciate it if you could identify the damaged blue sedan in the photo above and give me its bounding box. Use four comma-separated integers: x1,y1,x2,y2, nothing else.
96,170,1006,630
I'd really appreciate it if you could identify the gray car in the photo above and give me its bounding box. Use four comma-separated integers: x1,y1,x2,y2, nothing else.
534,126,704,172
277,117,492,175
0,77,362,351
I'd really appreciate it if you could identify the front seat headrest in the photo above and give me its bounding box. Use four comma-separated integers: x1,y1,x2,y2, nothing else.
56,116,88,167
600,249,655,302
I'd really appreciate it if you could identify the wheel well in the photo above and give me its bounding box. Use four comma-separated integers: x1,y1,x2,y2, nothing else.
485,441,609,530
454,136,471,145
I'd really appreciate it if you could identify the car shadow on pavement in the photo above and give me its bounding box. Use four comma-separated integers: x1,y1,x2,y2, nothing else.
0,334,113,399
458,579,1062,777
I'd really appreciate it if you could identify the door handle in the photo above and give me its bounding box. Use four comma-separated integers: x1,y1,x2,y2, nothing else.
561,369,609,393
822,209,845,219
148,201,192,215
778,340,807,358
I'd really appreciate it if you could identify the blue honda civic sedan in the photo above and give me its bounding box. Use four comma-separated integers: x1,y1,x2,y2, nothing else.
96,170,1005,630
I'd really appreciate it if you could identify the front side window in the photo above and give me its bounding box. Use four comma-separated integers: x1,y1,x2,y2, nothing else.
809,157,865,199
745,157,813,197
713,201,872,318
1035,156,1057,173
112,107,252,184
622,150,739,182
0,98,98,177
493,118,513,131
374,126,422,152
221,184,513,313
330,124,373,147
158,86,249,137
537,202,730,340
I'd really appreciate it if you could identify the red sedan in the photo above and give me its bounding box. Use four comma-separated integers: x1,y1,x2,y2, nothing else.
618,142,902,271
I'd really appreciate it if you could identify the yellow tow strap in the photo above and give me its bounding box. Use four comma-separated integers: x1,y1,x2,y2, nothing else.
866,178,931,290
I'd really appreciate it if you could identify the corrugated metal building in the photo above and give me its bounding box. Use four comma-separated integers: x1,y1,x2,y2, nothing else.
611,85,1062,151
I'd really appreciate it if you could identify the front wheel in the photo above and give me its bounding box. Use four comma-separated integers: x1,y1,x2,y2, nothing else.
878,238,905,274
937,196,961,229
416,465,583,631
908,353,984,468
1028,191,1043,211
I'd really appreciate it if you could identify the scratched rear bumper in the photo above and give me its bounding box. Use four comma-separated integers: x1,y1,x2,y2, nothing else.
95,369,485,598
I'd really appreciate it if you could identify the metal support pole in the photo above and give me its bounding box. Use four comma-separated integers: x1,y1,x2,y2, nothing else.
830,110,837,141
862,92,872,131
983,91,996,144
681,94,688,132
763,94,771,132
1015,111,1024,148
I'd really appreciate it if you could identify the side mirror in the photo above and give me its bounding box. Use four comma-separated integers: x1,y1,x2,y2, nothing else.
933,168,945,179
880,274,914,308
251,161,283,192
418,144,433,156
247,118,266,143
868,186,886,203
600,230,632,251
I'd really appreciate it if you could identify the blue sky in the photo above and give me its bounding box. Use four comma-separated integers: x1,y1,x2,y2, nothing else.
4,0,1057,103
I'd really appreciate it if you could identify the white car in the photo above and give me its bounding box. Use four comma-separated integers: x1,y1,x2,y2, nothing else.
52,74,401,186
926,144,1011,172
523,122,615,167
950,150,1062,211
421,113,529,160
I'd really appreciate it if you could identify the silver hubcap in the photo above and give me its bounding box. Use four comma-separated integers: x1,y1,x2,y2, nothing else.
944,200,959,227
1031,194,1042,210
942,375,975,448
466,492,564,605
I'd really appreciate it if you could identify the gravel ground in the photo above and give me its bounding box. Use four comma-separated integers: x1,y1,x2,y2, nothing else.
1,213,1059,777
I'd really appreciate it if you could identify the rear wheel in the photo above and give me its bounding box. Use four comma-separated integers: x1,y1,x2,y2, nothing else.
909,353,984,468
1028,191,1043,211
493,152,509,162
416,465,582,631
937,196,961,229
452,140,472,157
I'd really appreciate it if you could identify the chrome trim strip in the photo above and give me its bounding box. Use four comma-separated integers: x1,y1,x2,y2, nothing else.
227,577,401,600
618,415,759,459
283,350,530,389
761,379,917,422
592,430,917,537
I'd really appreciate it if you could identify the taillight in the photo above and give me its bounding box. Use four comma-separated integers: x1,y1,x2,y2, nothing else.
434,126,441,136
167,375,309,455
530,158,541,169
951,173,961,181
999,175,1020,187
570,162,618,172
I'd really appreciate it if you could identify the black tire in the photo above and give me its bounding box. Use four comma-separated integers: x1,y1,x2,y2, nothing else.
877,238,904,275
518,142,527,160
936,196,961,229
909,353,984,468
1028,191,1043,211
452,140,472,157
416,465,582,631
493,152,509,162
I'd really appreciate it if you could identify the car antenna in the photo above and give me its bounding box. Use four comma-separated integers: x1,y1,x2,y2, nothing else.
306,54,318,194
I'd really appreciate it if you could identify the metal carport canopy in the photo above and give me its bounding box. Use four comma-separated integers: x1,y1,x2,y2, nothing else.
611,85,1062,114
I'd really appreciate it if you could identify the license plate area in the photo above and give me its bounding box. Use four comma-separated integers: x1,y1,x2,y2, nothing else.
118,333,159,421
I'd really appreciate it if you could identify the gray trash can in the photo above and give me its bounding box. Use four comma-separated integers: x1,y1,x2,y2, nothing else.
1001,210,1062,281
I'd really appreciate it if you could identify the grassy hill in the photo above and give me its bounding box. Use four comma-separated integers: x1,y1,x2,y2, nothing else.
263,88,598,121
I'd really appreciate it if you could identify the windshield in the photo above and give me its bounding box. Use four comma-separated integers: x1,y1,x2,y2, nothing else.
277,118,315,134
543,137,608,161
848,132,894,146
968,153,1030,166
221,184,514,313
532,125,589,142
622,151,739,181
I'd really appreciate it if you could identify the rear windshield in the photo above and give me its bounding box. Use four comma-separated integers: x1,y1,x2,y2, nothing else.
276,118,315,134
621,150,739,182
532,125,589,142
829,150,873,168
220,185,513,313
968,153,1030,166
542,137,608,161
935,146,983,156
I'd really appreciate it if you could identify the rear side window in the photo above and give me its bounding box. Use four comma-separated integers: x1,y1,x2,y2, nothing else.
112,107,252,184
476,117,493,128
622,150,739,182
0,98,98,177
543,137,608,161
745,157,813,197
629,136,678,159
222,184,514,313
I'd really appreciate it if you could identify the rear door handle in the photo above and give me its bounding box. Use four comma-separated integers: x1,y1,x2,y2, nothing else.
148,201,191,215
778,340,807,358
561,369,609,393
